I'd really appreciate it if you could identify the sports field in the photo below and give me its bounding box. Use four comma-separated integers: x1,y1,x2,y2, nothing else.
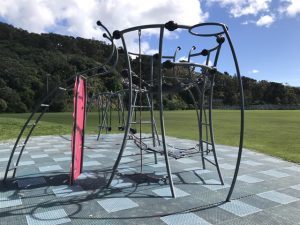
0,110,299,163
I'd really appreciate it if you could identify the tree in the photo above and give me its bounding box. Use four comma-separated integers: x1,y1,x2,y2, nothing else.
0,21,300,112
263,82,286,104
285,86,298,104
0,98,7,112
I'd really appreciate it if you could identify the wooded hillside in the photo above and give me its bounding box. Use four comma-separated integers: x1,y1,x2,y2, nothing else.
0,22,299,112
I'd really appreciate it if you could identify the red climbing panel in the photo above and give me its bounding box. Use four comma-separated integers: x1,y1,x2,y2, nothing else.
70,75,86,184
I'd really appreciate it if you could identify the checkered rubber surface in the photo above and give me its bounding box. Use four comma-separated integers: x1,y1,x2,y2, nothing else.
0,134,299,225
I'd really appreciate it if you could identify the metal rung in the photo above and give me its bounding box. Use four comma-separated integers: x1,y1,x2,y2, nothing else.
128,136,156,141
202,149,212,153
11,165,19,169
201,140,212,145
201,123,210,126
131,121,152,124
59,87,67,91
148,146,163,153
139,137,155,140
16,144,25,148
41,104,50,107
26,123,36,127
196,144,213,151
132,106,151,108
203,157,216,166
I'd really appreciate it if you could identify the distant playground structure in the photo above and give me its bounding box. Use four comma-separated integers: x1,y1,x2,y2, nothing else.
3,21,244,203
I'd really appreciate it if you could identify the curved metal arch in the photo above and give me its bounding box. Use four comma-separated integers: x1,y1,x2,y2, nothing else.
115,22,227,39
162,42,228,193
115,24,164,36
3,22,119,183
219,24,245,202
187,22,228,37
106,33,134,188
3,81,74,182
161,37,242,197
157,27,176,197
186,44,224,185
96,21,117,66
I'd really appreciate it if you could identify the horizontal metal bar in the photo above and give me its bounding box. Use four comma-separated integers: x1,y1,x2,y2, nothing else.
162,56,174,59
16,144,25,148
120,24,164,34
203,157,216,166
201,140,212,145
130,121,152,124
131,106,151,108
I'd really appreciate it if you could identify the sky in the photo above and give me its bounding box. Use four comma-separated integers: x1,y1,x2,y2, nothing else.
0,0,300,86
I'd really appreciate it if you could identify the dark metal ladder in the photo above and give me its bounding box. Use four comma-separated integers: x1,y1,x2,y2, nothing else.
3,87,67,182
198,72,224,185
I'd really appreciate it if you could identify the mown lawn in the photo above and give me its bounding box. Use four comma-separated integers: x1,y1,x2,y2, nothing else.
0,110,299,163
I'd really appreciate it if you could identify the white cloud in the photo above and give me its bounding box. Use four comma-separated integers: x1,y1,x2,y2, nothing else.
210,0,271,17
0,0,56,33
256,15,274,27
0,0,208,56
241,20,250,25
0,0,207,38
241,20,255,25
280,0,300,17
251,69,259,74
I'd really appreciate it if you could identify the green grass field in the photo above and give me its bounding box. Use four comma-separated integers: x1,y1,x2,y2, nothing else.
0,110,299,163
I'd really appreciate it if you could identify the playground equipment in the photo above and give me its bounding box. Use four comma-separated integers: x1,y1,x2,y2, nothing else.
105,21,244,201
3,21,244,203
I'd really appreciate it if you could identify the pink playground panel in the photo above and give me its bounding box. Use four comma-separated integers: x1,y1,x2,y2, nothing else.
70,76,86,184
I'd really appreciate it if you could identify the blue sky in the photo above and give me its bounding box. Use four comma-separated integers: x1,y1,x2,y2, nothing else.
202,2,300,86
0,0,299,86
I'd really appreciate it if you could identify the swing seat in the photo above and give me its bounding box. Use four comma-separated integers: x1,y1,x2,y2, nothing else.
130,128,137,134
118,126,125,131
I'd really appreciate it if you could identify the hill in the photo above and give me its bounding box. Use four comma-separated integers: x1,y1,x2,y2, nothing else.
0,22,299,112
